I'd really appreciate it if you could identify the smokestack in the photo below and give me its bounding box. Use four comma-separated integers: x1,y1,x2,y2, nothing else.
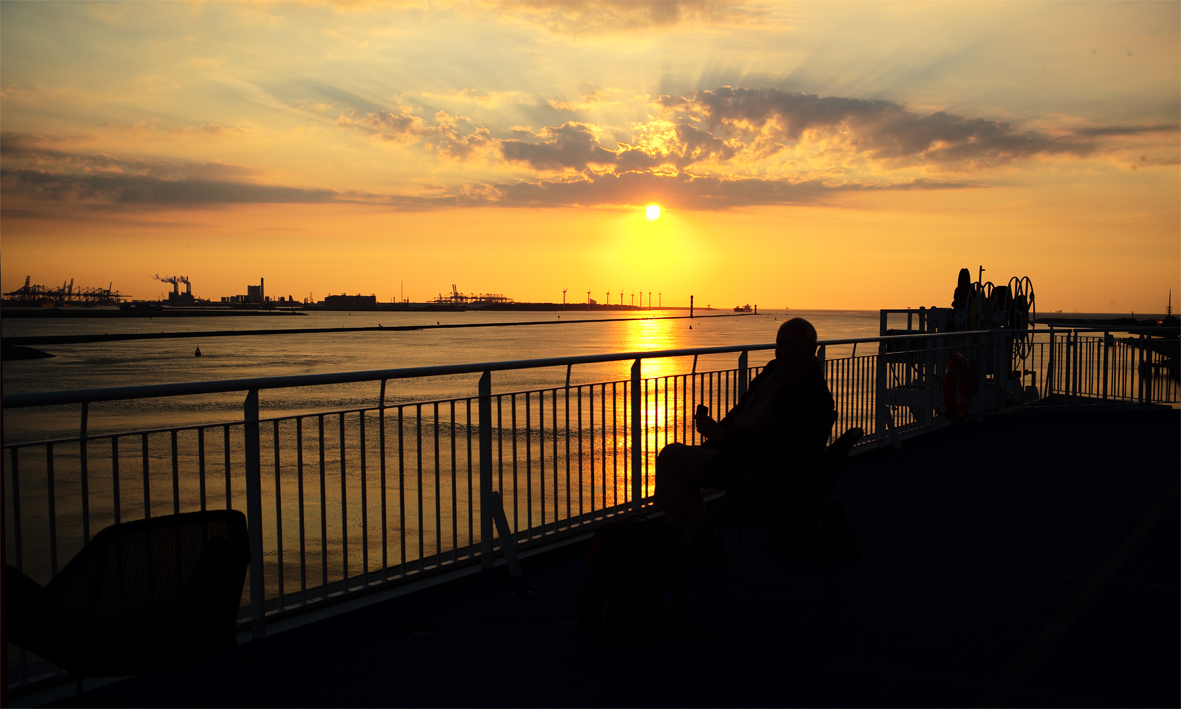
690,295,694,318
261,277,265,302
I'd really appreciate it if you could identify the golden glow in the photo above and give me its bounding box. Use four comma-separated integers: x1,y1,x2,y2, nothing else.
0,3,1177,311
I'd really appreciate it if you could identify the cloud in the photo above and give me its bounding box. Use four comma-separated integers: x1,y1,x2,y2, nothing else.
105,121,241,137
499,122,617,170
488,171,973,210
342,171,973,212
656,87,1099,167
1,169,336,207
1071,124,1179,137
337,108,494,160
337,108,427,143
210,74,335,125
492,1,770,37
332,85,1166,179
1,133,255,180
421,88,520,108
546,85,621,112
168,123,240,137
430,112,494,160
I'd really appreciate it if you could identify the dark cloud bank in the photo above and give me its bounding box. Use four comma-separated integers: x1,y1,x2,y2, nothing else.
3,86,1175,214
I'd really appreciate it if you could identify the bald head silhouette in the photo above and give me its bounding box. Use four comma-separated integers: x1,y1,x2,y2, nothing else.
775,318,818,364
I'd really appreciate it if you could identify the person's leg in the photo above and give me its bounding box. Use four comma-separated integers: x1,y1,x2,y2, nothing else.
656,443,717,528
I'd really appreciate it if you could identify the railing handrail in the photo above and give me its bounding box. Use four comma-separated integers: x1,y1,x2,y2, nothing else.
1037,324,1180,334
2,330,999,409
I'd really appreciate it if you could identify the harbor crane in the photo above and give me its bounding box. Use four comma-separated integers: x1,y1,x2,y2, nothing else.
3,276,128,306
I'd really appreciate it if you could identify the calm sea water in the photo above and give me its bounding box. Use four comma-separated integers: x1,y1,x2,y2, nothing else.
3,308,885,597
4,308,1163,604
3,309,881,442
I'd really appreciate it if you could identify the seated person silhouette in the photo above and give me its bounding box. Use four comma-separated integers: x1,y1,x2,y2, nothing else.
655,318,835,561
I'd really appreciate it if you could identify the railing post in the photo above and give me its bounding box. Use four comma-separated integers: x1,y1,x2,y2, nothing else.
1138,333,1147,405
1102,332,1110,401
243,389,266,639
874,339,887,447
80,402,90,544
1071,331,1079,399
923,338,935,429
975,336,987,422
737,350,749,399
995,331,1007,410
630,359,642,511
1046,332,1055,398
1063,332,1073,401
479,371,494,568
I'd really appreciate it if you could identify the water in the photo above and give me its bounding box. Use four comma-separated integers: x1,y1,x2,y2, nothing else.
3,309,881,441
3,308,886,612
7,307,1170,630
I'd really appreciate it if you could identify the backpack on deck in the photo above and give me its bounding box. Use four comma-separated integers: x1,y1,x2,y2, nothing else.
576,521,665,644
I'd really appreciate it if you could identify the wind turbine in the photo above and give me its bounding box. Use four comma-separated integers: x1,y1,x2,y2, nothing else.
562,288,567,310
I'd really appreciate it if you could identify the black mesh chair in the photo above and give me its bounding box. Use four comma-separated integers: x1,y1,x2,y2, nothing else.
703,427,864,636
6,509,251,697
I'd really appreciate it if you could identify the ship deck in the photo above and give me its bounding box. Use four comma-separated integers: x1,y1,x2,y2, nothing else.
30,405,1180,708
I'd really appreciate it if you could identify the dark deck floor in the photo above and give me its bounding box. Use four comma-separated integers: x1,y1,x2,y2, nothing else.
39,407,1181,708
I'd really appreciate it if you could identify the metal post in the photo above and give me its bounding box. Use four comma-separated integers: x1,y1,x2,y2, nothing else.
737,350,749,399
479,371,494,568
243,389,266,639
1062,332,1072,401
80,402,90,544
1138,333,1147,405
874,339,888,446
923,339,935,429
630,359,642,511
1046,332,1055,398
1071,331,1079,399
1095,330,1105,399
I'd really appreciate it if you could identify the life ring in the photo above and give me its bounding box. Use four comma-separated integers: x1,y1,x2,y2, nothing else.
943,353,974,422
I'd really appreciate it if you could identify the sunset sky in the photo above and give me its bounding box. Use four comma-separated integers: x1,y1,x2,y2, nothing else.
2,1,1178,311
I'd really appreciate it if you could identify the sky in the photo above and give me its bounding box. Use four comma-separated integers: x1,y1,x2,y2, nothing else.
1,1,1178,311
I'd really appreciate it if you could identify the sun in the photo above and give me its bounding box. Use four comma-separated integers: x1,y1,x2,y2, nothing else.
645,204,662,220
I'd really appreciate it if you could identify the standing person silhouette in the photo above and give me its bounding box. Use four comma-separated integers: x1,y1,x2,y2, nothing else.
655,318,835,560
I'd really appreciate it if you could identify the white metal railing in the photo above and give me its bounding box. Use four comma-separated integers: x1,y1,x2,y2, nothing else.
4,327,1177,692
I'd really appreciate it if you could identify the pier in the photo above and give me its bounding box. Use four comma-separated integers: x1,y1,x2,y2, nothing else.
31,407,1177,708
3,312,752,347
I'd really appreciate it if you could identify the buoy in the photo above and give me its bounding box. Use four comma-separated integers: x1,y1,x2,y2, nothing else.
689,325,693,329
194,347,202,357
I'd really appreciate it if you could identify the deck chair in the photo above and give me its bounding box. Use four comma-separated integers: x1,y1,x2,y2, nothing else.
702,427,864,636
6,509,252,700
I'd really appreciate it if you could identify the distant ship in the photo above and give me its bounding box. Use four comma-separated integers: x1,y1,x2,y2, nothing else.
733,304,753,312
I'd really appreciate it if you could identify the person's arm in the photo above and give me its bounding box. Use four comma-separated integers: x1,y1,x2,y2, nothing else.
695,409,723,441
